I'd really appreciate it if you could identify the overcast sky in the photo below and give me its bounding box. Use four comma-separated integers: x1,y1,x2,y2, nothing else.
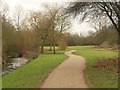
3,0,96,35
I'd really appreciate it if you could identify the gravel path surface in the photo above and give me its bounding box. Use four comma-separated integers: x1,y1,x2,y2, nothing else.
41,50,88,88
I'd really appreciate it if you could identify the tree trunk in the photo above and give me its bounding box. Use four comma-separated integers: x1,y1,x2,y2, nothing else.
118,19,120,45
53,43,56,54
41,45,44,53
49,45,52,51
41,39,45,53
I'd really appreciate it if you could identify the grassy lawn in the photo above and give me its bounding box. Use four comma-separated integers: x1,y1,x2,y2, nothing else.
68,46,118,88
2,51,68,88
2,46,119,88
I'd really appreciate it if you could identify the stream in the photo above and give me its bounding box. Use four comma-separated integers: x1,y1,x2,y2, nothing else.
2,58,28,76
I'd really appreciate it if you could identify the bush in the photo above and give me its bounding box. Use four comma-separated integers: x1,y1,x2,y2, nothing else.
57,38,67,50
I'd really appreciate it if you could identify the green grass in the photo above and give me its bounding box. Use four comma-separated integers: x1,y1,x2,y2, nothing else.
2,46,119,88
0,78,1,89
2,51,68,88
68,46,118,88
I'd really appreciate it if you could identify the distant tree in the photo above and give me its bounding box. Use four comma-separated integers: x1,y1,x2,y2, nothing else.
64,25,118,46
13,5,24,31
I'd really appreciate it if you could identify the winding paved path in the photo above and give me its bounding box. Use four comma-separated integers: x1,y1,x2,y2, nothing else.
41,50,88,88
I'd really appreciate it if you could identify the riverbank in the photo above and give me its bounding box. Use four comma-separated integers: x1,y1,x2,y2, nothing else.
2,51,67,88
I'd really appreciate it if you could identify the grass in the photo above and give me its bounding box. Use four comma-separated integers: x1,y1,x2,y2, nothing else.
2,46,119,88
68,46,118,88
0,78,1,89
2,50,68,88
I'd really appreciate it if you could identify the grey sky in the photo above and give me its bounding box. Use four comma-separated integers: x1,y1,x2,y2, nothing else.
4,0,96,35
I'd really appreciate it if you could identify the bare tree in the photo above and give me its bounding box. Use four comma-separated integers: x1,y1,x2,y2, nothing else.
13,5,24,31
29,4,70,54
45,5,71,54
66,1,120,35
0,1,9,22
30,11,53,53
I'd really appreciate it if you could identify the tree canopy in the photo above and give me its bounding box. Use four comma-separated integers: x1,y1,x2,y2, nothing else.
66,1,120,35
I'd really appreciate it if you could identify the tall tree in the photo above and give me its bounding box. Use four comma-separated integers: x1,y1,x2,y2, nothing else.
45,5,71,54
30,11,53,53
66,1,120,35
